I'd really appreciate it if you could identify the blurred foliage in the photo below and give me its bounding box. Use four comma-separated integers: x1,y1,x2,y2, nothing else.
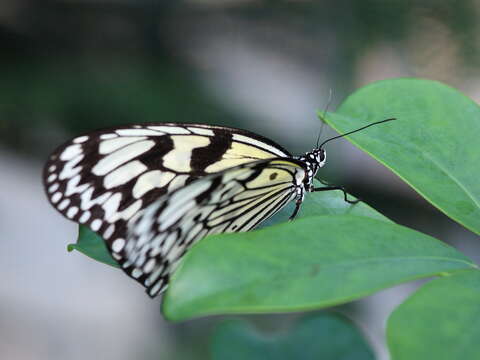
388,270,480,360
1,0,478,156
210,313,374,360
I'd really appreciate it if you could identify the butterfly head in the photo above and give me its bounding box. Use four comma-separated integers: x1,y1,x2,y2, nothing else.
298,148,326,187
302,148,326,170
315,148,326,167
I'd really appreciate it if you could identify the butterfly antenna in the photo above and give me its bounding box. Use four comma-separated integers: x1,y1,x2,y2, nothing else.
316,88,333,148
319,117,396,148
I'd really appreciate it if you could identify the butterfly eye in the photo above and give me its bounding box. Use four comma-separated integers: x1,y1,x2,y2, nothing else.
318,150,326,166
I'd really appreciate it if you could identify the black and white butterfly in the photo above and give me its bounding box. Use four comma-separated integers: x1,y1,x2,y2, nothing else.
43,119,394,297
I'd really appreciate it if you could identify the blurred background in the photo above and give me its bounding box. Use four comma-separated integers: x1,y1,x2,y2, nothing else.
1,0,480,359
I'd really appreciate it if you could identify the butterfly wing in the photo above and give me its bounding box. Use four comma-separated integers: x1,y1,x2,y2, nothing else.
43,123,291,264
124,158,307,296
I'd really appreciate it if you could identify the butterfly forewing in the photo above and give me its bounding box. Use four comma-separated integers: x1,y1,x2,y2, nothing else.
43,123,294,290
124,158,306,296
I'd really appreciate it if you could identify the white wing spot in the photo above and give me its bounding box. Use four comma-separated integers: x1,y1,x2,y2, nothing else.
51,192,62,203
143,259,156,273
120,199,143,220
66,206,79,218
58,198,70,210
99,136,146,155
48,165,56,172
184,223,204,244
104,160,147,189
80,188,111,210
160,233,177,254
147,264,165,283
59,154,84,180
100,133,118,140
65,174,89,196
167,174,188,192
60,144,82,161
149,282,163,297
73,135,89,144
48,183,59,193
166,244,183,263
112,238,125,252
91,219,102,231
135,231,154,249
135,254,146,268
108,199,143,222
133,170,175,198
79,211,91,223
120,200,143,220
149,235,167,257
131,268,143,278
103,224,115,239
47,174,57,183
92,140,155,176
102,192,122,221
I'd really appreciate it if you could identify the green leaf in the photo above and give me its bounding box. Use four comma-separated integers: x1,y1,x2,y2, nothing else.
387,269,480,360
68,226,119,268
72,181,386,269
210,313,375,360
322,78,480,235
162,215,475,321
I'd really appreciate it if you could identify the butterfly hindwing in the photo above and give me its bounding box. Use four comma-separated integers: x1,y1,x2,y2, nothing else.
123,158,307,296
43,123,292,272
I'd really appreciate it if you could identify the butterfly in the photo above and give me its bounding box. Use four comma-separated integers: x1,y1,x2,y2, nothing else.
43,119,394,297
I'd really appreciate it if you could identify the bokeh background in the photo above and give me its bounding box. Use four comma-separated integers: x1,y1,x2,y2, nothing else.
2,1,480,359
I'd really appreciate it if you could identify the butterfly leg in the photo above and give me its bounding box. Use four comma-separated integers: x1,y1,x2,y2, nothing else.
312,183,359,204
289,186,305,220
289,200,302,220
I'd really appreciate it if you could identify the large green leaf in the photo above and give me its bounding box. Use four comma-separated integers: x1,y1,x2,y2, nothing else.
387,269,480,360
210,313,374,360
71,181,386,269
162,215,474,321
323,78,480,235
